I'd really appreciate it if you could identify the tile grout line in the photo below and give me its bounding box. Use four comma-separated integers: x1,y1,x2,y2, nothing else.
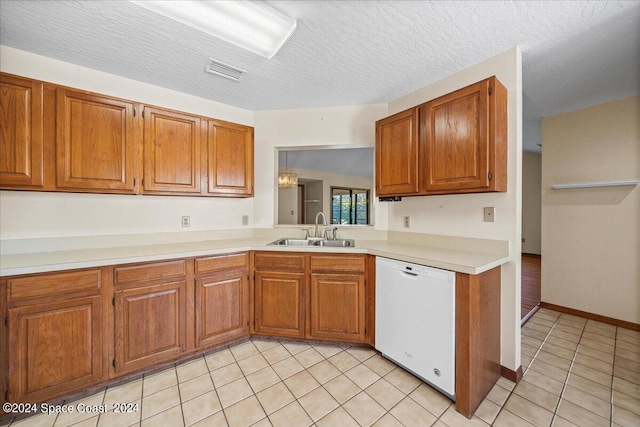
173,361,188,427
548,315,588,426
489,311,562,426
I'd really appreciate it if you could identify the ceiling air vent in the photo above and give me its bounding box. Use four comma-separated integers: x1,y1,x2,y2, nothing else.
205,59,245,82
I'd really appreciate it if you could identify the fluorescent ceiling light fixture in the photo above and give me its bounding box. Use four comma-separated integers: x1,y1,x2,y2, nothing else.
130,1,297,59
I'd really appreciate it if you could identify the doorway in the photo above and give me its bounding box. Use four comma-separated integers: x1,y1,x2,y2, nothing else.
521,151,542,321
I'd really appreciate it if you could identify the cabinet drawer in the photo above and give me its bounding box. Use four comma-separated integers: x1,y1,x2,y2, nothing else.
7,269,102,302
195,252,248,275
114,260,186,285
254,252,305,272
310,255,365,273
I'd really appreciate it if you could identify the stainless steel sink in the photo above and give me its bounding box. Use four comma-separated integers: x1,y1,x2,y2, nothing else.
313,239,355,247
268,238,313,246
268,238,355,247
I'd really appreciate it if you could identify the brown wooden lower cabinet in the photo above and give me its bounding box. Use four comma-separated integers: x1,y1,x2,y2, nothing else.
253,271,306,338
3,268,108,403
195,271,249,348
455,266,502,418
252,252,369,344
309,273,366,342
8,296,104,403
0,251,501,421
308,254,367,343
114,280,187,374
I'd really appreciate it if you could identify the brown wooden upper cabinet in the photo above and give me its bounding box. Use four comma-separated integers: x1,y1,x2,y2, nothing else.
0,72,255,198
207,119,254,197
375,108,420,196
0,74,44,189
421,77,507,194
375,76,507,197
56,88,137,193
142,106,204,194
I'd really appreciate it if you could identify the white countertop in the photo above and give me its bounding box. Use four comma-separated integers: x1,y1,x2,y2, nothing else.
0,234,510,277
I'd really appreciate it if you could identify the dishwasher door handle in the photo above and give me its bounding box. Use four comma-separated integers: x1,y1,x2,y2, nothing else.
401,270,419,277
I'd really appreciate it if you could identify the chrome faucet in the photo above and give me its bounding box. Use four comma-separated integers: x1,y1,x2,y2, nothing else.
314,212,327,238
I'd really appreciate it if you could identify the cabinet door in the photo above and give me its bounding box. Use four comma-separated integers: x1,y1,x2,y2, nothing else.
375,108,420,196
309,273,366,343
143,106,203,194
0,74,44,188
207,120,253,197
114,281,186,374
422,79,490,192
7,296,103,402
254,271,305,338
56,88,136,192
195,271,249,348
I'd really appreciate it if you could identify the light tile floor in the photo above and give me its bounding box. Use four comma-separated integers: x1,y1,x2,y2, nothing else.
3,308,639,426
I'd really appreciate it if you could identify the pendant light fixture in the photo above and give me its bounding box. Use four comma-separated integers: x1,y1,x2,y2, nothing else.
278,151,298,189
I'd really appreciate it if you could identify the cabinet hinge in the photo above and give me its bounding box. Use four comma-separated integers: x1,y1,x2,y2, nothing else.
4,316,7,327
112,297,115,306
133,107,136,117
4,390,7,401
142,108,145,118
488,171,493,181
133,178,137,187
488,86,493,96
112,359,116,368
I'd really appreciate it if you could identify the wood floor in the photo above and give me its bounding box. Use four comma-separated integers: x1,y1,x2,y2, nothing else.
521,253,541,320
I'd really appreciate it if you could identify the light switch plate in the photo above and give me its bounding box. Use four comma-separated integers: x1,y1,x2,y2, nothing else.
403,216,411,228
242,215,249,226
483,207,495,222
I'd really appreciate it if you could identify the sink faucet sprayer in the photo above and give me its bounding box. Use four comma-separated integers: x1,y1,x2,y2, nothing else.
314,212,327,238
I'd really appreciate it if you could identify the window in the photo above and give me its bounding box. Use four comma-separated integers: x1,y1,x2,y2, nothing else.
331,187,369,225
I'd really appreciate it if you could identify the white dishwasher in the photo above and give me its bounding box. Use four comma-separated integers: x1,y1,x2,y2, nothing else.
375,257,456,398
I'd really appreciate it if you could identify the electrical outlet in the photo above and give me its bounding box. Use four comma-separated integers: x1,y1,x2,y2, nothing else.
403,216,411,228
483,207,495,222
181,216,190,228
242,215,249,226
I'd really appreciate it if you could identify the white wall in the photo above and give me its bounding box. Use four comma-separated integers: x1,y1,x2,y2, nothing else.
254,104,388,229
0,46,255,239
542,95,640,324
386,47,523,372
522,152,542,254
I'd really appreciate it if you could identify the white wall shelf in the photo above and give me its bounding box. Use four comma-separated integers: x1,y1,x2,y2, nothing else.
551,179,639,190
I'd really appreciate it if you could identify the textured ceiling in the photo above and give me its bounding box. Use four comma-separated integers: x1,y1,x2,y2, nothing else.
1,1,639,153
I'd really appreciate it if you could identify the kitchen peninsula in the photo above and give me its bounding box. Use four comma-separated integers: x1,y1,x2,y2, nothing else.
0,229,508,418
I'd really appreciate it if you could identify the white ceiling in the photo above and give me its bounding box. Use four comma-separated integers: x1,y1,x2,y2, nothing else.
1,1,639,153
